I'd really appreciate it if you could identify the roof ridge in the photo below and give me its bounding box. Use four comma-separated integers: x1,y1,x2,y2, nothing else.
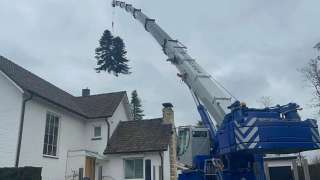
75,91,126,98
119,118,163,125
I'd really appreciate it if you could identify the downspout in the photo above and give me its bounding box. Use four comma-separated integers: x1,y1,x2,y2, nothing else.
15,92,33,167
159,151,164,180
105,118,110,143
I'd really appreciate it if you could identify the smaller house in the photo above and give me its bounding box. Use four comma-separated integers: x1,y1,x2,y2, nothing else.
103,118,172,180
0,56,177,180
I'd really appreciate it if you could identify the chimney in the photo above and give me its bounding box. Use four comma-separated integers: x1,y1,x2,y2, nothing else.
82,88,90,97
162,103,177,180
162,103,174,124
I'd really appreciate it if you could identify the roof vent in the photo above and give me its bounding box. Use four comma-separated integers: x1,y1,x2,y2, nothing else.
82,88,90,97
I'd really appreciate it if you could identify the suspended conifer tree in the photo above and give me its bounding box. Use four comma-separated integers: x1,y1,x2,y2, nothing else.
95,30,113,72
111,37,131,76
95,29,131,76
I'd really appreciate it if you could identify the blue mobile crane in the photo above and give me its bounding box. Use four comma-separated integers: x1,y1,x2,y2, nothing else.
112,1,320,179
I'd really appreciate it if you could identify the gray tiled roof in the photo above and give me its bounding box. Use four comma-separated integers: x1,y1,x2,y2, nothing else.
104,118,172,154
75,92,126,118
0,55,126,118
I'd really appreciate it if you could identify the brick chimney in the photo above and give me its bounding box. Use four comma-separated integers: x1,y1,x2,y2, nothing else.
82,88,90,97
162,103,177,180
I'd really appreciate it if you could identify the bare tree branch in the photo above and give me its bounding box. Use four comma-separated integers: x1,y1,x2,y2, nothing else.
300,55,320,113
257,96,273,108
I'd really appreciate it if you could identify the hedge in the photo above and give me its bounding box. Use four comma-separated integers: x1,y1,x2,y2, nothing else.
0,167,42,180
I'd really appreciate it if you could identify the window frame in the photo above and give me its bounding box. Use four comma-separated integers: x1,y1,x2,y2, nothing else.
94,126,102,138
124,158,144,179
91,125,102,141
43,111,61,158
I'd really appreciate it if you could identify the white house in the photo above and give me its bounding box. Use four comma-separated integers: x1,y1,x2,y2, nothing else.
0,56,176,180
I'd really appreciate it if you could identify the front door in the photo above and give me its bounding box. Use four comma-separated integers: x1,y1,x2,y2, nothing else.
85,156,96,180
145,159,151,180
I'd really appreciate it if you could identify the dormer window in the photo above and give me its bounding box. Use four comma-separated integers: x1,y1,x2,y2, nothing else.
92,126,102,140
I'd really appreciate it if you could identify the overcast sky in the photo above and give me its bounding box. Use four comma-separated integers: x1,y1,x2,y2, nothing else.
1,0,320,129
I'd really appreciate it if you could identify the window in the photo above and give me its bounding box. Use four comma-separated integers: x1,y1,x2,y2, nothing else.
92,126,102,141
94,126,101,137
43,112,59,157
124,159,143,179
178,128,190,156
192,130,208,138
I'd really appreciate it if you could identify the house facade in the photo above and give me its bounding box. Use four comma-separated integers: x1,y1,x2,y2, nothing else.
0,56,175,180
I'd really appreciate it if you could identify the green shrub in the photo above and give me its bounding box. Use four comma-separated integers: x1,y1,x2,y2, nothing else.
0,167,41,180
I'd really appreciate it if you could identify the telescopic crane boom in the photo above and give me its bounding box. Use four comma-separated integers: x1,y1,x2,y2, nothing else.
112,0,232,126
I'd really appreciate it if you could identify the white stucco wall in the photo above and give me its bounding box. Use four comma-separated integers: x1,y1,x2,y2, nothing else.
100,151,169,180
108,99,131,134
85,118,108,154
85,99,130,155
65,150,86,180
0,71,23,167
19,97,86,180
163,147,171,180
17,96,130,180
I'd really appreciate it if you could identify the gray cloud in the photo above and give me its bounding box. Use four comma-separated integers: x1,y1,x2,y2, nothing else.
1,0,320,130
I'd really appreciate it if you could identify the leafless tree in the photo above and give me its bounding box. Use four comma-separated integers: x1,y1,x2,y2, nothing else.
257,96,273,108
300,44,320,112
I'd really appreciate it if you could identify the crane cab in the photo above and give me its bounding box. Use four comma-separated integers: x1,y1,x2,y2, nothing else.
177,126,211,167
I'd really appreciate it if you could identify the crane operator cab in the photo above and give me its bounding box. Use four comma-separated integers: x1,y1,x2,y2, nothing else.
177,126,211,167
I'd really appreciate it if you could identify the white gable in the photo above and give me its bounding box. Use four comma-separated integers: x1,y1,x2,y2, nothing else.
0,71,24,167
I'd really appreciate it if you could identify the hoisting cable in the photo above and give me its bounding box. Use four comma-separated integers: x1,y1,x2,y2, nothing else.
111,1,116,34
211,76,239,102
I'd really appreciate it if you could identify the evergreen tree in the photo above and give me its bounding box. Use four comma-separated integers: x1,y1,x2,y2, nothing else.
111,37,131,76
95,29,131,76
95,30,113,72
130,90,144,120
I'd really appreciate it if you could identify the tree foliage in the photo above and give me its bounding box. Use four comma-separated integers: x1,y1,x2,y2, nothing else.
95,29,131,76
130,90,144,120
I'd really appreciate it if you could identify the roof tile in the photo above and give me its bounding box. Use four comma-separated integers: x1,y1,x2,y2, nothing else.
104,118,172,154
